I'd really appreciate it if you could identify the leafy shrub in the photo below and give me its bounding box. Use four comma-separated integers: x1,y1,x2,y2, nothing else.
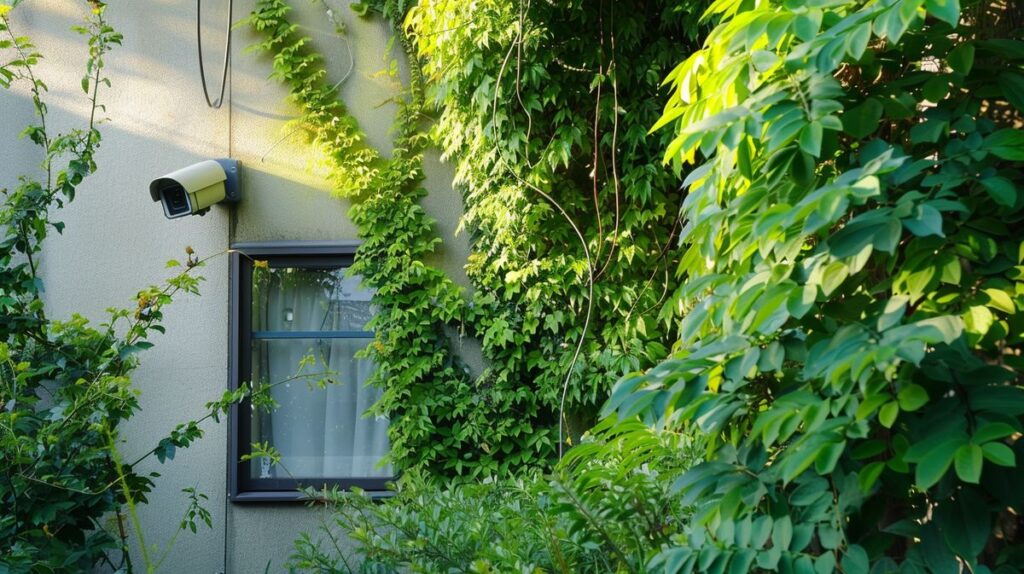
603,0,1024,571
287,417,703,574
261,0,1023,572
0,4,245,571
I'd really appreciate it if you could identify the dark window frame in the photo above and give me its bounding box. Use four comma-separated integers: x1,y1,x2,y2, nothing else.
228,241,392,502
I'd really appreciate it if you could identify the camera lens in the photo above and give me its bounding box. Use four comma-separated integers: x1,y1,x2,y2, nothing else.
160,184,190,217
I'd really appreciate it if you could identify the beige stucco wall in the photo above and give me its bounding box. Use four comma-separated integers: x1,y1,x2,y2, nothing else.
0,1,472,571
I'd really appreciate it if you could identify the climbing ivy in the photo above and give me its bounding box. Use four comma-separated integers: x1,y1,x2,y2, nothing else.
248,0,708,478
606,0,1024,571
248,0,474,477
406,0,708,459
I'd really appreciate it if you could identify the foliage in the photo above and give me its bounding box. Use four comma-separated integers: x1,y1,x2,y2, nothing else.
248,0,474,478
288,417,702,574
248,0,708,479
0,4,135,569
0,4,252,571
603,0,1024,571
406,0,710,471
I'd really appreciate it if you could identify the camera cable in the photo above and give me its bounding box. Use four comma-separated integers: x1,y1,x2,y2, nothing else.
197,0,232,109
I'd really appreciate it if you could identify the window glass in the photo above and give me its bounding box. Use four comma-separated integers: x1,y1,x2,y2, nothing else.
248,264,390,482
252,266,374,332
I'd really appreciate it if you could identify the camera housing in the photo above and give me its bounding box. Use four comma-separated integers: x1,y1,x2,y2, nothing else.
149,158,240,219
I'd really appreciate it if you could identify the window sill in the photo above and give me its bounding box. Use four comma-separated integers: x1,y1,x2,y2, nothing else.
229,489,396,503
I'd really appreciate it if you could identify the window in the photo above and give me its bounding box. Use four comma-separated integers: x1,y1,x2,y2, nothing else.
229,242,391,502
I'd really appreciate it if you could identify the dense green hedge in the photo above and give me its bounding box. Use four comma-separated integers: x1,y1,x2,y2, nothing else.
606,0,1024,571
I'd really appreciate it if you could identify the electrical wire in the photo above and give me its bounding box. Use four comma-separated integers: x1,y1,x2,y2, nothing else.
197,0,232,109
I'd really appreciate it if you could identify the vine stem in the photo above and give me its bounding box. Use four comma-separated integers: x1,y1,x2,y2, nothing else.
108,429,154,573
258,19,355,163
126,369,334,469
82,4,110,156
594,11,621,281
590,0,605,262
493,0,594,459
3,13,50,188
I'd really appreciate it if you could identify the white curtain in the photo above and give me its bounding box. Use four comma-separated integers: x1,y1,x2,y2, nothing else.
250,267,391,479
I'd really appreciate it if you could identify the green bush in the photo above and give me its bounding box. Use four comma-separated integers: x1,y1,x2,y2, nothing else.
604,0,1024,571
291,0,1024,571
289,417,702,573
0,4,247,571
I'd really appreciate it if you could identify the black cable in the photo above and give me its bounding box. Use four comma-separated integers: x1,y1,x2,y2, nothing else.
197,0,232,109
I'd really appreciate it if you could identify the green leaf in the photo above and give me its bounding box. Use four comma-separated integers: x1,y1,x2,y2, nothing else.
788,283,817,318
751,50,778,72
981,442,1016,467
793,9,822,42
879,401,899,428
829,220,881,259
973,422,1017,444
772,515,793,551
947,43,974,74
984,129,1024,160
759,341,785,372
737,138,754,178
980,177,1017,208
799,121,823,157
794,555,816,574
913,316,964,344
954,444,983,483
858,461,886,492
873,5,911,44
846,22,872,60
982,288,1016,314
940,254,961,284
873,218,903,253
815,440,846,475
999,72,1024,112
757,547,781,570
925,0,960,27
729,549,756,574
964,305,994,338
815,553,837,574
915,439,960,489
937,488,989,560
820,261,849,296
922,75,949,102
751,515,773,548
903,204,944,237
842,98,883,139
910,119,947,144
897,384,929,412
877,296,908,331
841,544,869,574
349,2,370,16
790,478,828,506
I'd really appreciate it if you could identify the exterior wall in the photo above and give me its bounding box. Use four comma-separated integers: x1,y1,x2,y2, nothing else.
0,1,472,571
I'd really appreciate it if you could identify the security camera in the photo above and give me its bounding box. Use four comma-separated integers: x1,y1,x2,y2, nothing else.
149,158,240,219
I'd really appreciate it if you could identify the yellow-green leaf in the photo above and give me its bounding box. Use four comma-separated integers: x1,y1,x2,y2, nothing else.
983,288,1016,314
879,401,899,428
897,384,929,412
